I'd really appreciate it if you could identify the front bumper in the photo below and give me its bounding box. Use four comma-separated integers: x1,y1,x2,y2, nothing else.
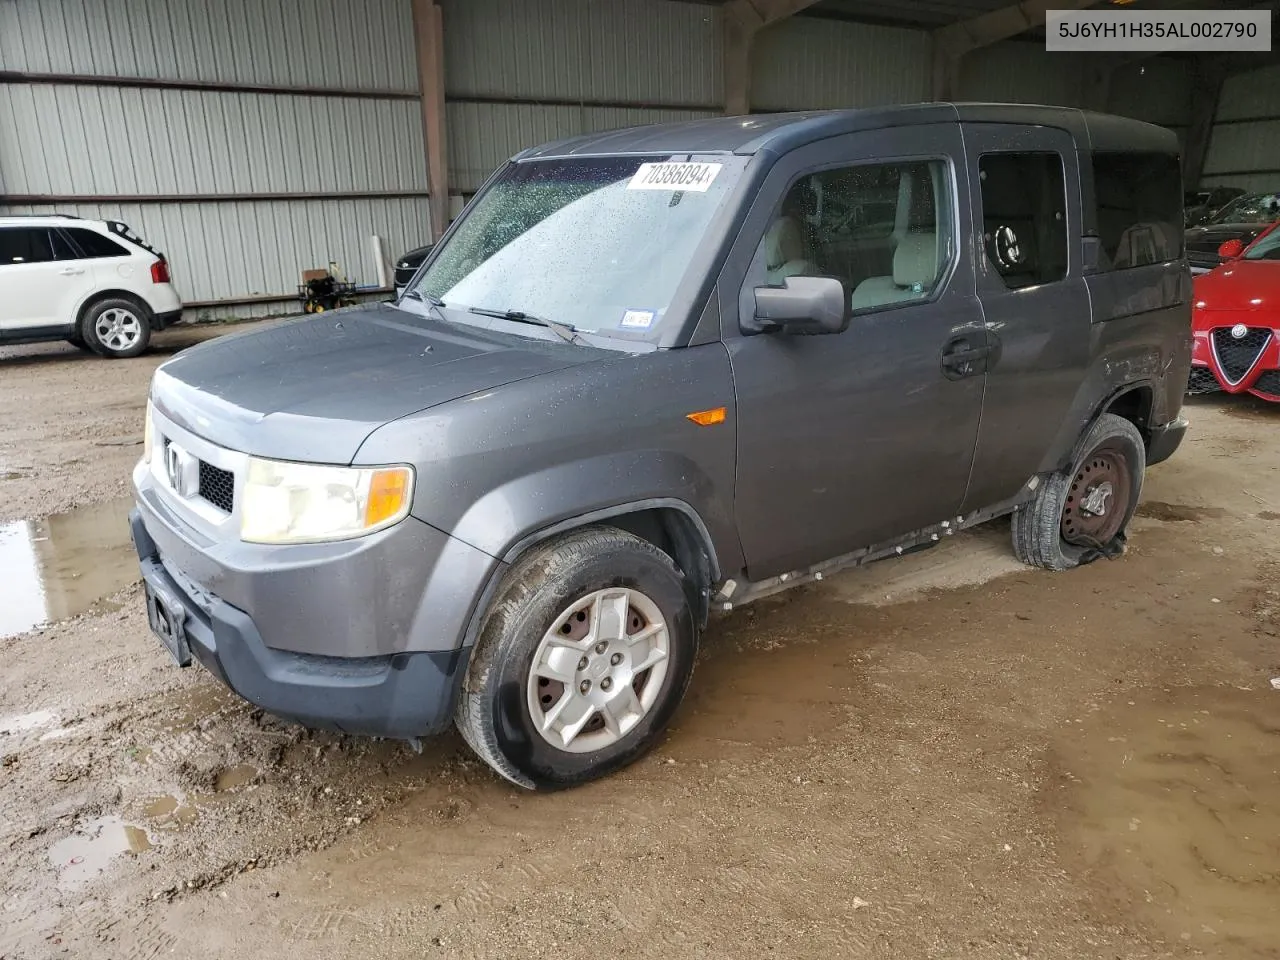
131,508,473,737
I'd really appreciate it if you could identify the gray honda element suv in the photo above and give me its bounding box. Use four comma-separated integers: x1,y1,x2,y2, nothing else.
132,104,1191,789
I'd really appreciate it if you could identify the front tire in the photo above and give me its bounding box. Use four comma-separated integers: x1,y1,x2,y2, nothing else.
456,527,697,790
81,297,152,358
1012,413,1145,571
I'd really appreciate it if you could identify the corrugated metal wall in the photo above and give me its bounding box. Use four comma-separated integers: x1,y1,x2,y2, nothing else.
0,0,427,318
1202,64,1280,193
959,41,1191,141
439,0,720,194
752,17,931,111
1,0,1206,322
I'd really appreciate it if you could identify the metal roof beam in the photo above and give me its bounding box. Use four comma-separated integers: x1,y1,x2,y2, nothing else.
723,0,820,115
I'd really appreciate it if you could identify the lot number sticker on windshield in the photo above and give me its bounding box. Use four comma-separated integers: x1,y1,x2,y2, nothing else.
628,162,722,192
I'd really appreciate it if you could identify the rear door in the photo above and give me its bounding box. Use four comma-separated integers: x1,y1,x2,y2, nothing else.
0,226,93,331
958,124,1093,512
62,225,141,295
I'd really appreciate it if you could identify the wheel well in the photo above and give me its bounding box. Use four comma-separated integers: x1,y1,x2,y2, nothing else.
1104,386,1154,442
76,290,152,329
603,508,716,626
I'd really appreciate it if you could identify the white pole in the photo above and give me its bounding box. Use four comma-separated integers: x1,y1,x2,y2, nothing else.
371,235,390,289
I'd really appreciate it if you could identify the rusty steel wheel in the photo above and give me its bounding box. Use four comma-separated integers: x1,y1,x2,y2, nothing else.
1060,444,1133,547
1012,413,1146,571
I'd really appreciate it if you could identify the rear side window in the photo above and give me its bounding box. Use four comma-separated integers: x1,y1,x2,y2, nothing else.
1092,152,1183,269
65,227,130,259
978,152,1069,291
0,227,56,265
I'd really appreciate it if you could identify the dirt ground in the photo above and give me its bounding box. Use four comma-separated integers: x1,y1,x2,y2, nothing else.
1,325,1278,960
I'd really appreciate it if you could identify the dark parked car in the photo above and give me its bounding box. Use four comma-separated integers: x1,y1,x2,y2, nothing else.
394,243,433,297
131,104,1191,790
1184,186,1245,227
1185,191,1280,273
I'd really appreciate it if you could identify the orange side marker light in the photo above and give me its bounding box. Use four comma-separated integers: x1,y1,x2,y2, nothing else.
686,407,727,427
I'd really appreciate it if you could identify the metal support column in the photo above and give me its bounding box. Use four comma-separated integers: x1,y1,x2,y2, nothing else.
412,0,450,242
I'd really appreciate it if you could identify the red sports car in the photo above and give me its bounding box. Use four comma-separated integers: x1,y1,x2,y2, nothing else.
1188,221,1280,401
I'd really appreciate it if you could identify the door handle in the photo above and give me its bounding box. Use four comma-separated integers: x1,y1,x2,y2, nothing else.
58,267,85,276
940,337,991,380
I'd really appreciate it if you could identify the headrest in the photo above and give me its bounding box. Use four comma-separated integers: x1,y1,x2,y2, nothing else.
893,232,938,289
764,217,805,270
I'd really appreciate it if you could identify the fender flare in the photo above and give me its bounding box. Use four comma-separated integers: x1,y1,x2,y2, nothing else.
456,497,722,653
1054,380,1156,473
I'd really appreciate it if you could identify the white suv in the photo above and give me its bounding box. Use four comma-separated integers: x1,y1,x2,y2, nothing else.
0,216,183,358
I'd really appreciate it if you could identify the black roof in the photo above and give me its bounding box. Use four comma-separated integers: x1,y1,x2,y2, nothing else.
514,102,1177,162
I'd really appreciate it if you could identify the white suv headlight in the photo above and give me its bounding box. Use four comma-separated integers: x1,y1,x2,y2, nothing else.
240,457,415,544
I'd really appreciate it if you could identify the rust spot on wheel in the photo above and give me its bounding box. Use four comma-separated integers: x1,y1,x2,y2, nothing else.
1061,444,1132,547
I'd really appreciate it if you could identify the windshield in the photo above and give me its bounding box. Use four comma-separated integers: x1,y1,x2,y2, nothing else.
1243,227,1280,261
1210,193,1280,225
411,155,744,343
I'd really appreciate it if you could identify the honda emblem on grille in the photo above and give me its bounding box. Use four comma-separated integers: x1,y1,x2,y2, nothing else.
164,443,198,499
1231,323,1249,339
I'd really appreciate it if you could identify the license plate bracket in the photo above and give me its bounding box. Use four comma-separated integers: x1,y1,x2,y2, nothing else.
144,579,192,667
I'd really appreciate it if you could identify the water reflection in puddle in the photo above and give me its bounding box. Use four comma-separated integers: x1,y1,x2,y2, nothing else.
47,816,151,890
0,498,136,639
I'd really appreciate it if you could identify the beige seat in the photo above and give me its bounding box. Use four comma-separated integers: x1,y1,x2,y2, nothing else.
763,216,818,285
851,231,938,310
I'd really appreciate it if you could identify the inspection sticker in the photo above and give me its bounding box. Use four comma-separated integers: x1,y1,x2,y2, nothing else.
620,309,656,329
628,162,722,192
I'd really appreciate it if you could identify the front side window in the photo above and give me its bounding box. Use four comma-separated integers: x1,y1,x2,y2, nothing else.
748,159,953,313
66,227,130,259
413,155,745,343
0,227,56,266
978,152,1069,290
1093,151,1182,270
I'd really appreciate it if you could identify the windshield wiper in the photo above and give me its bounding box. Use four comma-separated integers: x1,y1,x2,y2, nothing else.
467,306,582,344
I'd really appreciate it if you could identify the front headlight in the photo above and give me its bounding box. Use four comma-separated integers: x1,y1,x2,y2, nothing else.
143,401,155,464
240,458,414,544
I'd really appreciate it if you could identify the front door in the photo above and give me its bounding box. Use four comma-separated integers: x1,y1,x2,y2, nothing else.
958,124,1093,511
724,124,987,580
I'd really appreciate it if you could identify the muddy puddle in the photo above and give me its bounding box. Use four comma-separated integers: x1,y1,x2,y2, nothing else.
1053,684,1280,954
47,816,152,890
0,497,136,639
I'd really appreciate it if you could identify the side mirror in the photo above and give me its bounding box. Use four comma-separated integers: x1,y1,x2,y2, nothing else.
1218,238,1245,260
752,276,850,335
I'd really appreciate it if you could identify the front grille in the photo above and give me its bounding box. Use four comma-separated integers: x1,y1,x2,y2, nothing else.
1253,369,1280,398
198,461,235,513
1211,326,1272,384
1186,366,1222,395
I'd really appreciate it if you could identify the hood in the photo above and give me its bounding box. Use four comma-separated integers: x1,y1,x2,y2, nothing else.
152,303,602,462
1193,258,1280,317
